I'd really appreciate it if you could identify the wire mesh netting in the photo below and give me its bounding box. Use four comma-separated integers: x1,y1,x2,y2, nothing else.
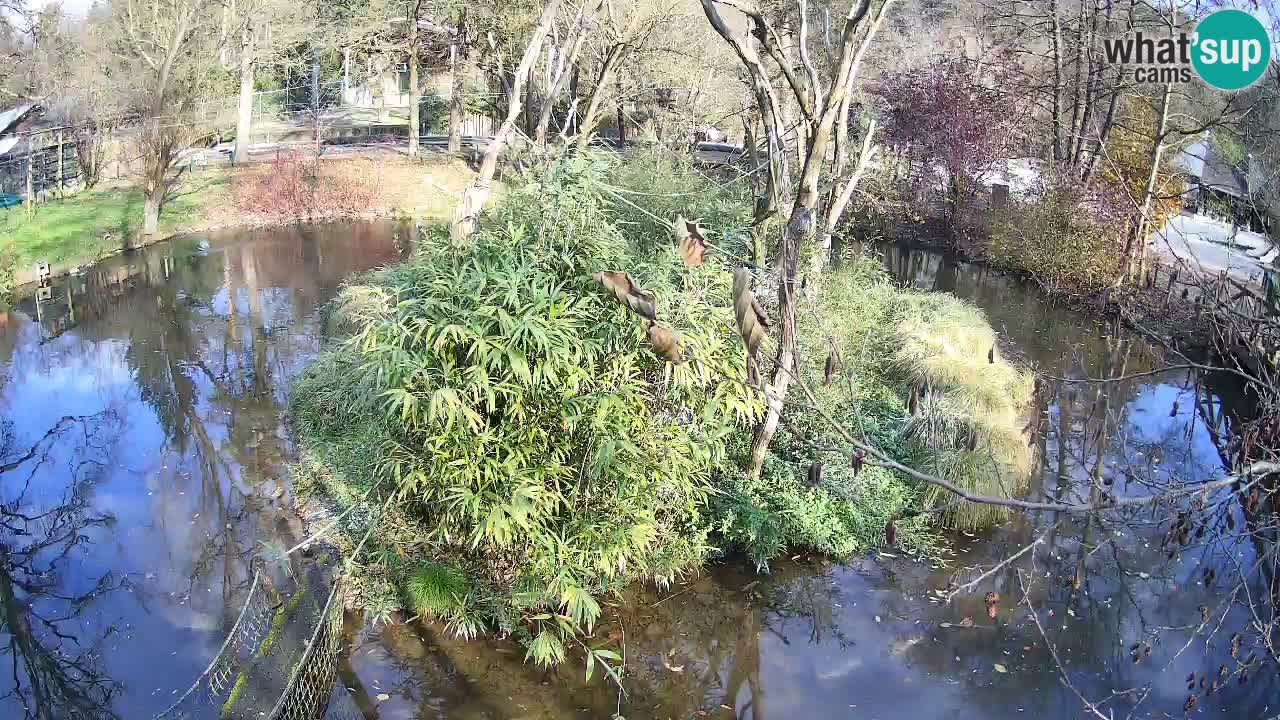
263,574,347,720
0,140,80,199
151,570,274,720
150,561,358,720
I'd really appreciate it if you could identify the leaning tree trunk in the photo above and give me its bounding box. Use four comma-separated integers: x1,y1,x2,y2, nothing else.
574,44,624,153
1129,80,1172,282
234,25,255,165
449,0,563,244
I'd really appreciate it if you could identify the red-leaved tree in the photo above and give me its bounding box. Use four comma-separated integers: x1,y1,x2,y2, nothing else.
879,56,1024,247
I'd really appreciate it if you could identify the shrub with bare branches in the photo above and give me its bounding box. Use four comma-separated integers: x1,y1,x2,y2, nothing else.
232,151,381,223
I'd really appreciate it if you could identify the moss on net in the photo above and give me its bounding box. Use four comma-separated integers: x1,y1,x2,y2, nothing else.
288,150,1034,665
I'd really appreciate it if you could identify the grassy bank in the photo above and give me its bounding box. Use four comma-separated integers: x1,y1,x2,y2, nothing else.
289,151,1034,666
0,155,477,286
0,174,228,272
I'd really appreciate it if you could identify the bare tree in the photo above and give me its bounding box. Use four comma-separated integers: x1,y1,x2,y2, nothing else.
703,0,892,479
226,0,315,165
534,0,603,145
0,412,125,720
448,0,563,244
570,0,672,151
108,0,229,238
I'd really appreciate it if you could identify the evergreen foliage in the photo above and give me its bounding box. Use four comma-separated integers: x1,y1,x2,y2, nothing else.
291,150,1034,664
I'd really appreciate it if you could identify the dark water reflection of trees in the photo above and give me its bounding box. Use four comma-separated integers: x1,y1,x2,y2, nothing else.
3,227,1271,720
0,221,412,719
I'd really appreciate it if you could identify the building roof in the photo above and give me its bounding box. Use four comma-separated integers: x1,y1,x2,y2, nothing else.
1173,137,1249,198
0,103,36,136
1200,150,1249,198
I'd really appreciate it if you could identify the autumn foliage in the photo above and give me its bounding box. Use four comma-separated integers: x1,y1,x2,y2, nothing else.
232,151,381,223
878,56,1025,246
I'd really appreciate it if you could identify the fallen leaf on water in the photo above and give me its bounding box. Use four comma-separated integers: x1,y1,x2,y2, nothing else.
993,664,1008,673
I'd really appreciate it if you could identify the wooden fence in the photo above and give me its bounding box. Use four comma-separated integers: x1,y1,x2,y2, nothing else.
0,130,81,202
1138,259,1280,373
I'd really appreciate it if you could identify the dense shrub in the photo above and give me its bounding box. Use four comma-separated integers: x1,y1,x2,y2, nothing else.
713,253,1036,566
985,173,1131,293
292,154,760,665
233,151,381,223
292,150,1034,664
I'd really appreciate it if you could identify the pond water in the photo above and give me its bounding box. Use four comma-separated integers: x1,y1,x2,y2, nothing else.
0,225,1273,720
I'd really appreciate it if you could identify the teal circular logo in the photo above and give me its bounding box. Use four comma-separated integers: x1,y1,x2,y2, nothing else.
1192,9,1272,91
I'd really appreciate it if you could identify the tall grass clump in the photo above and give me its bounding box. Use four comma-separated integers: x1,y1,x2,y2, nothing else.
880,289,1035,529
291,153,760,666
713,250,1036,564
0,244,15,306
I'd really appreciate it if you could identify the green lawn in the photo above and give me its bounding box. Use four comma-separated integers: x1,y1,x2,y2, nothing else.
0,174,228,272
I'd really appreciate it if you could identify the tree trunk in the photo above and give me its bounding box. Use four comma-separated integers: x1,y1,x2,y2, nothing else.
449,0,563,244
575,44,624,152
746,209,808,475
1081,0,1134,183
1049,0,1065,164
143,186,161,238
311,58,322,152
726,0,890,479
408,6,421,158
1065,0,1085,163
447,19,468,154
234,25,255,165
1072,0,1101,167
1129,80,1172,282
524,69,536,137
615,73,625,145
566,63,580,136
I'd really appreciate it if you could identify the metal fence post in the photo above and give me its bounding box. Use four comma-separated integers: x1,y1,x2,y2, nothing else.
25,134,34,212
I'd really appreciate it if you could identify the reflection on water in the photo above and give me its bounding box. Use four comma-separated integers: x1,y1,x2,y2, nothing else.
2,230,1273,720
0,220,412,718
337,244,1275,720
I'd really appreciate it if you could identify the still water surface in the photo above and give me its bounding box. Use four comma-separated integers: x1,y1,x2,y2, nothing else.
0,226,1272,719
